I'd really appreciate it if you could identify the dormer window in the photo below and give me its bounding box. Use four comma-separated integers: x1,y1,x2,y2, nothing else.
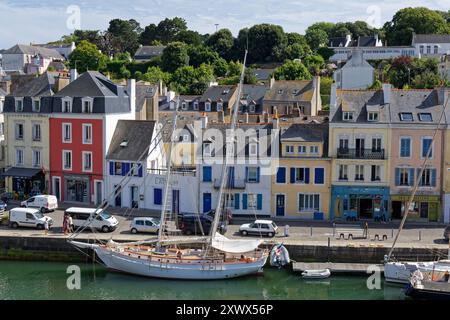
249,104,255,113
293,89,299,95
203,142,212,156
400,112,413,121
216,102,223,112
249,143,258,157
343,111,354,121
205,102,211,112
418,113,432,122
193,101,199,110
15,98,23,112
183,134,189,142
82,98,93,113
181,102,187,110
278,89,283,94
368,111,379,122
62,98,72,113
32,98,40,112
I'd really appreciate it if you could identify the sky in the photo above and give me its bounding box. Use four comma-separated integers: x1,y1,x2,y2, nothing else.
0,0,449,49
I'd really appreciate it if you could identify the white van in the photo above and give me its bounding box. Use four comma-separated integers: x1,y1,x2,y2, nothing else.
21,195,58,213
65,207,119,233
9,207,53,229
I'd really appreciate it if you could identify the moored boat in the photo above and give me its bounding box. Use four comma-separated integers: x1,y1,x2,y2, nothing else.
301,269,331,279
405,270,450,300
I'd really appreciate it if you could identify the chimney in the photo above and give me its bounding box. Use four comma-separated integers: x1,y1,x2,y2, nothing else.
127,78,136,114
158,79,164,96
264,111,270,123
245,112,249,123
55,75,70,92
330,83,338,110
218,110,224,123
167,90,175,106
272,114,279,130
70,69,78,82
382,83,391,104
201,112,208,129
269,77,275,89
313,75,321,115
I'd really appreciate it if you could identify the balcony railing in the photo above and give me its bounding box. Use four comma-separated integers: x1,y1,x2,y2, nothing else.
213,178,246,189
337,148,385,160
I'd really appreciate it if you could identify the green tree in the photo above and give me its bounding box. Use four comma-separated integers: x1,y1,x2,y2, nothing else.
317,47,335,61
206,29,235,59
142,66,170,84
176,30,203,46
68,40,107,73
303,54,325,76
273,60,312,80
305,28,328,51
107,19,141,55
161,42,189,73
212,58,228,77
383,7,450,45
142,17,188,45
139,24,158,45
169,64,215,94
187,45,220,68
245,24,287,63
281,33,311,60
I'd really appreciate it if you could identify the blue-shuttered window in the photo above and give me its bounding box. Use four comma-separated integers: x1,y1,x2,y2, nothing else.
422,138,433,158
234,193,240,210
246,167,259,183
314,168,324,184
122,162,130,176
276,167,286,183
109,161,114,175
203,166,212,182
242,194,248,210
418,168,436,187
154,188,162,205
138,165,143,177
291,167,309,184
396,168,415,186
290,168,296,183
400,137,411,158
257,194,262,210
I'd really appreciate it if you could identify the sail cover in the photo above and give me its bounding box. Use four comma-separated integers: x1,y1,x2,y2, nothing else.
211,233,263,253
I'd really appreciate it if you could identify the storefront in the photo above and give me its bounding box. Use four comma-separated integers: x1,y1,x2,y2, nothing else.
391,194,440,222
64,175,90,203
2,167,44,197
331,185,390,221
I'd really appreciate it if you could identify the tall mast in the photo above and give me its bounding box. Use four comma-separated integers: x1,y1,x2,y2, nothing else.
387,92,449,260
208,50,248,243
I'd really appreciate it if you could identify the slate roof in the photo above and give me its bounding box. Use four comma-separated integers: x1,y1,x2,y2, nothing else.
106,120,156,161
134,46,166,59
136,83,158,112
280,122,329,157
3,44,64,59
264,80,314,102
253,68,274,81
357,36,378,47
10,72,56,97
199,85,237,103
328,37,348,47
54,71,119,97
413,34,450,44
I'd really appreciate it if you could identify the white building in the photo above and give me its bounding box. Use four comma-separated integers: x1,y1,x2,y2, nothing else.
412,34,450,58
333,49,374,90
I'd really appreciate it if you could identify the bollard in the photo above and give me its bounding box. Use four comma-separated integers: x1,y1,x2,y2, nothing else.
419,230,421,241
284,224,290,237
310,226,313,237
391,228,394,238
327,237,331,262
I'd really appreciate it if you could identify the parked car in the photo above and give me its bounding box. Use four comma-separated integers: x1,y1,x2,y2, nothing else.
9,207,53,229
21,195,58,213
130,217,160,234
178,213,227,236
444,225,450,242
239,220,278,237
0,200,7,213
65,207,118,233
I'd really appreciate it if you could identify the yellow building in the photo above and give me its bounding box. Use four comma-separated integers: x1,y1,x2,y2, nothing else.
271,122,331,220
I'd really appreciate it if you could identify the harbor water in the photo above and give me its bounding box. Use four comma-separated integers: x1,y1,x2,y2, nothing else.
0,261,409,300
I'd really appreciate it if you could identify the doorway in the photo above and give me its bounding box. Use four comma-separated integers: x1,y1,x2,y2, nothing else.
172,190,180,214
131,186,139,208
355,138,365,157
203,193,212,213
52,177,61,201
95,181,102,206
391,201,403,219
114,185,122,207
276,194,285,216
419,202,429,219
359,198,373,218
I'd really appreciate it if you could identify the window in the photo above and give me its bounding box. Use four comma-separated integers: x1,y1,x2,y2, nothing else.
62,123,71,143
339,138,349,151
298,194,320,212
193,101,199,110
63,150,72,170
421,138,433,158
368,112,379,122
32,150,41,167
293,168,309,183
247,194,257,210
224,194,235,208
15,149,24,166
154,188,163,205
420,168,432,186
372,138,381,152
15,98,23,112
285,145,294,154
249,143,258,156
182,134,189,142
32,124,41,141
434,45,438,54
310,146,319,154
216,102,223,111
82,124,92,144
32,98,40,112
114,162,122,175
15,123,24,140
130,163,140,176
203,166,212,182
314,168,324,184
62,99,72,113
246,167,259,183
82,99,92,113
426,46,431,54
400,113,413,121
249,104,255,113
400,137,411,158
355,165,364,181
83,152,92,172
339,164,348,180
420,45,424,54
276,167,286,183
205,102,211,111
181,102,187,110
342,112,354,121
418,113,432,122
371,165,380,181
203,143,212,156
298,146,306,154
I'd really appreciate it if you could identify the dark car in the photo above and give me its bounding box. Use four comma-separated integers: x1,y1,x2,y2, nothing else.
444,225,450,242
178,212,227,236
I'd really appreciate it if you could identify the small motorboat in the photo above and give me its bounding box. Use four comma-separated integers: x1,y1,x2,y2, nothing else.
301,269,331,279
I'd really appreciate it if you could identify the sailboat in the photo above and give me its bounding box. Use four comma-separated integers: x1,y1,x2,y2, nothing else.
384,91,450,284
69,50,270,280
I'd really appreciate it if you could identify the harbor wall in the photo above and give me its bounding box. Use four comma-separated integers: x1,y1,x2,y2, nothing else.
0,235,447,264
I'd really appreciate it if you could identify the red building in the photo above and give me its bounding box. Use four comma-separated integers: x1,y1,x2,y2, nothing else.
49,71,135,204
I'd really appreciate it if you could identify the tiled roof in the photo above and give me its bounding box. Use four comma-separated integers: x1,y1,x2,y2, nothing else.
414,34,450,44
199,85,237,103
3,44,64,59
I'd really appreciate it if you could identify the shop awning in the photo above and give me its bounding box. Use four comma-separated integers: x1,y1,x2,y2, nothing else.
1,167,42,179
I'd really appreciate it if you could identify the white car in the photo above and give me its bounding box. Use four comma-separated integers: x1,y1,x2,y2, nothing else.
239,220,278,237
9,207,53,229
21,195,58,213
130,217,160,234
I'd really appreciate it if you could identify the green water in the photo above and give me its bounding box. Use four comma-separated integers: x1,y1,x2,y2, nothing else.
0,261,407,300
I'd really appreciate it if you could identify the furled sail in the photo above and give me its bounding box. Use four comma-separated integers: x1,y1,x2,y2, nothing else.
211,233,262,253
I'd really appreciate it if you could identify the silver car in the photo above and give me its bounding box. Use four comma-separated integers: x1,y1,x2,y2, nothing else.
130,217,160,234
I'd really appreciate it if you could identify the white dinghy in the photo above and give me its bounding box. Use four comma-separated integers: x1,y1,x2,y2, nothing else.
301,269,331,279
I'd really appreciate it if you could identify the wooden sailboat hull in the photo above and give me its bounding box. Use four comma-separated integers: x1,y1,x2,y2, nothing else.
94,246,269,280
